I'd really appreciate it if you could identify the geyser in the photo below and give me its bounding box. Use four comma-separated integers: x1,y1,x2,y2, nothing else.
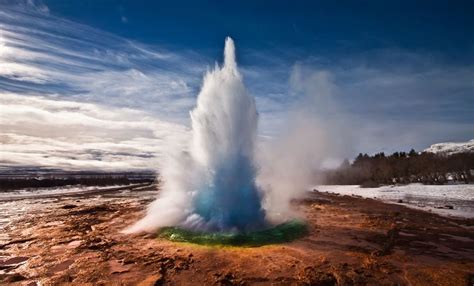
127,37,266,233
187,37,265,231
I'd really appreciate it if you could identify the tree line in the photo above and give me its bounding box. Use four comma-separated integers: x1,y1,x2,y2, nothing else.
323,150,474,186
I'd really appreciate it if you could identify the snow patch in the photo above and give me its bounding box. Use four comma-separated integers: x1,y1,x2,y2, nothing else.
315,184,474,218
424,139,474,155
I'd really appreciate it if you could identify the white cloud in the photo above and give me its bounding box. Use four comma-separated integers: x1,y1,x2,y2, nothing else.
0,4,203,123
0,2,472,172
0,93,190,170
0,3,202,171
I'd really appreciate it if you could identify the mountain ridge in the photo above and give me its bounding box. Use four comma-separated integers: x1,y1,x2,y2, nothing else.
424,139,474,155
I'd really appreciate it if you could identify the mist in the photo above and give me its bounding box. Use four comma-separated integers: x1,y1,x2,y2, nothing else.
125,39,353,234
255,64,353,222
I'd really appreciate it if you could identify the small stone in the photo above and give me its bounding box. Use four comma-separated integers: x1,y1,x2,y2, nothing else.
47,260,74,274
67,240,82,248
121,257,135,265
109,259,131,274
2,273,26,282
0,256,29,268
137,274,164,286
61,204,77,209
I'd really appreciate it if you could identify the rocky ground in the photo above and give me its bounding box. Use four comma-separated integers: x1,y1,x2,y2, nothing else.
0,186,473,285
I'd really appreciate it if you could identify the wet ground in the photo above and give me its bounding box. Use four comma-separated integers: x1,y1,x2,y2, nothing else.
1,185,473,285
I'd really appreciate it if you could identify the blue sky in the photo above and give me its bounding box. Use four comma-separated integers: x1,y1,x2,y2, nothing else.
0,0,473,170
43,1,474,59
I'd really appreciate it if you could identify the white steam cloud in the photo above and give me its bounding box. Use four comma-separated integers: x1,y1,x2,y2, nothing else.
126,38,346,234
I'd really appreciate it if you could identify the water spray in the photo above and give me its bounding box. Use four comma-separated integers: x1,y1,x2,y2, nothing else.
126,38,307,244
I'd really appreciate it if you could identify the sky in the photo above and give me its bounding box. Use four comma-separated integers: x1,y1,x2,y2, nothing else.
0,0,473,171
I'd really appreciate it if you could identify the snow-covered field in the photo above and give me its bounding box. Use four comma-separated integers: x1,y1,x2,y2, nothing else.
0,184,158,235
0,184,141,200
315,184,474,218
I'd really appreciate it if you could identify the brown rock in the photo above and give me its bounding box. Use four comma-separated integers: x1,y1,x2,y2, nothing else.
0,273,27,282
301,267,337,286
0,256,29,269
137,273,164,286
67,240,82,248
109,259,131,274
61,204,77,209
47,259,74,274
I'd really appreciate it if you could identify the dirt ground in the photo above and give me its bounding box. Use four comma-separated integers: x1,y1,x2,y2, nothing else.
1,188,473,285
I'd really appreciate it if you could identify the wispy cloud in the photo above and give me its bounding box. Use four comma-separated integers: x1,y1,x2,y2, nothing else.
0,2,197,170
0,3,204,122
0,1,472,171
0,93,189,170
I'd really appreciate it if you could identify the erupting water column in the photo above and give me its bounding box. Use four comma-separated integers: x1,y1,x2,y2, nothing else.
126,37,266,234
187,37,266,231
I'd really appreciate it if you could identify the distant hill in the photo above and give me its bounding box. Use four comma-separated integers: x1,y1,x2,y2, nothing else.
424,139,474,155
